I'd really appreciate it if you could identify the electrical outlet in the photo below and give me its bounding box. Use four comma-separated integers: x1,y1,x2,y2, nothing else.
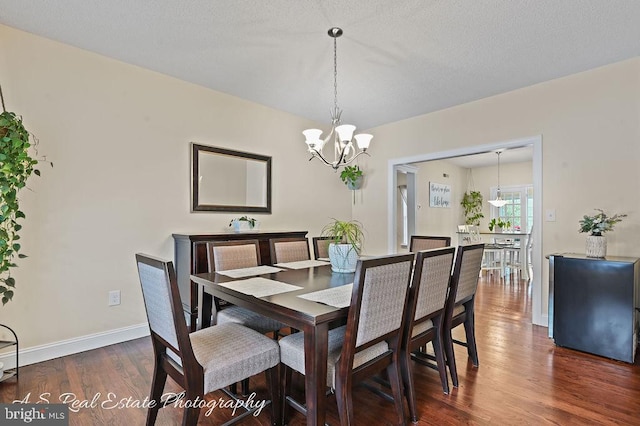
108,290,121,306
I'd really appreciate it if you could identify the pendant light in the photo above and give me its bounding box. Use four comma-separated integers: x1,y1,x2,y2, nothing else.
488,150,508,207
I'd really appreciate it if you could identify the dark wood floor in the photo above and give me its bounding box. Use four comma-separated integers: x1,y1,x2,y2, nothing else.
2,272,639,425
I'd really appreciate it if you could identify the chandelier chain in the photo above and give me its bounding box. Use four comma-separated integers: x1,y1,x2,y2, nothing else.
333,34,338,114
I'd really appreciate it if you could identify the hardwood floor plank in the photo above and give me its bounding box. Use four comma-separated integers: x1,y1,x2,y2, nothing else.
1,272,639,425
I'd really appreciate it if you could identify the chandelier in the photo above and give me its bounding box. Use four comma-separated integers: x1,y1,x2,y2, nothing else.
302,27,372,170
488,150,508,207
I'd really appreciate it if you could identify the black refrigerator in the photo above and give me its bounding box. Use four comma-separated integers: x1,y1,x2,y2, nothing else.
549,253,639,363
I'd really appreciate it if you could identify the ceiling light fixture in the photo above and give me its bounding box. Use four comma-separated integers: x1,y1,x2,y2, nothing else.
302,27,372,170
488,150,508,207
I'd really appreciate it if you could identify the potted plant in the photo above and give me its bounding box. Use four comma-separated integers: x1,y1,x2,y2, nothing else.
579,209,626,258
321,219,365,273
229,216,259,232
461,190,484,226
488,218,511,232
339,165,363,190
0,85,50,304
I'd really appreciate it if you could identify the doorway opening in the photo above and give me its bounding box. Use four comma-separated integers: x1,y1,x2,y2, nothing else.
387,135,544,327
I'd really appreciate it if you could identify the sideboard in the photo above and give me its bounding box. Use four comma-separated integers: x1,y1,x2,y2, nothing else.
173,230,308,330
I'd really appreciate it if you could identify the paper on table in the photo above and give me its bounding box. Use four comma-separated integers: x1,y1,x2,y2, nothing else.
216,265,282,279
218,277,302,297
275,260,330,270
298,284,353,308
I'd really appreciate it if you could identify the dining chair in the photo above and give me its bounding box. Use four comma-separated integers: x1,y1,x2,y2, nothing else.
312,236,332,260
269,237,311,264
401,247,456,422
409,235,451,252
206,240,285,336
443,243,485,387
278,253,415,425
135,254,281,426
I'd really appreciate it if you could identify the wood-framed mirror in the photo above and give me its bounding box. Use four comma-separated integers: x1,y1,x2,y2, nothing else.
191,143,272,213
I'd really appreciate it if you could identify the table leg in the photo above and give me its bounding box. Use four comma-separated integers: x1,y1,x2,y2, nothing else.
199,286,213,329
303,322,329,426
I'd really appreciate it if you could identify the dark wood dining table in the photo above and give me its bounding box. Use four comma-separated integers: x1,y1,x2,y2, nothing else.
190,264,354,426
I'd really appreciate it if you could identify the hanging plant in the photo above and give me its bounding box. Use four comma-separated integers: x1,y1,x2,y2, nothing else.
461,190,484,226
0,84,51,304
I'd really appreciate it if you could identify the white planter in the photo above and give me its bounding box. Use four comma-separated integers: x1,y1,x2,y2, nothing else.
585,235,606,258
231,220,259,232
328,243,359,273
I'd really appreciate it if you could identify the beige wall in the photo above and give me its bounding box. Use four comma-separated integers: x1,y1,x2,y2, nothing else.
354,57,640,321
0,25,352,349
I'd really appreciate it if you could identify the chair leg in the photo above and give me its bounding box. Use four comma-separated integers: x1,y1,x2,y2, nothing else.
386,360,406,426
241,378,250,396
182,406,201,426
444,328,459,387
433,330,450,394
279,364,292,425
463,311,479,367
400,347,418,423
266,366,282,426
146,363,167,426
335,374,355,426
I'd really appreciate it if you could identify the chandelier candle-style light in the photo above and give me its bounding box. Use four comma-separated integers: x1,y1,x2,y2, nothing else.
303,27,372,170
488,150,508,207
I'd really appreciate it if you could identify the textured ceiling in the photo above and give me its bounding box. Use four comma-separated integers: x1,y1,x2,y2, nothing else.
0,0,639,132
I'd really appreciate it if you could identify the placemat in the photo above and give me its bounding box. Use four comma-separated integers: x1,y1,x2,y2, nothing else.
218,277,302,297
298,284,353,308
216,265,282,278
275,260,330,270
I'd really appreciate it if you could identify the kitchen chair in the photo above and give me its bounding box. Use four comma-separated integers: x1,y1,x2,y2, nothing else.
135,254,281,426
206,240,285,336
409,235,451,252
278,253,415,425
443,243,485,387
481,244,504,277
401,247,456,422
312,236,332,260
269,237,311,264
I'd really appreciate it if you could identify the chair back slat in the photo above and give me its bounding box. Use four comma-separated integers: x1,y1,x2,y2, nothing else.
138,261,179,349
270,238,310,263
312,236,331,259
207,240,260,271
354,256,414,347
454,244,485,303
413,248,455,321
410,236,451,252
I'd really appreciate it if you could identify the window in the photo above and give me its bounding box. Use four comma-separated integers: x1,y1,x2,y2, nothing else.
490,185,533,232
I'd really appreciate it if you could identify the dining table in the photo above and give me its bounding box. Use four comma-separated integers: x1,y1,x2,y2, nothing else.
190,261,354,426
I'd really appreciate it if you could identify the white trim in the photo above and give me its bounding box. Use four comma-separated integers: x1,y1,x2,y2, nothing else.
387,135,546,327
0,323,150,369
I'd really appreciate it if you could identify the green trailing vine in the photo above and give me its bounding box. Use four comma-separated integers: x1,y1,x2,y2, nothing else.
0,84,50,304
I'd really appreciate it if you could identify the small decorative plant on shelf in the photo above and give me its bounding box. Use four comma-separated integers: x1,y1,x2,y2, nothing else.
339,165,363,190
321,219,365,273
579,209,627,258
461,190,484,226
229,216,258,232
0,84,51,305
488,218,511,232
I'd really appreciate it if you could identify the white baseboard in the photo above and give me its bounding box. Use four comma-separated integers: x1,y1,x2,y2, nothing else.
0,323,150,369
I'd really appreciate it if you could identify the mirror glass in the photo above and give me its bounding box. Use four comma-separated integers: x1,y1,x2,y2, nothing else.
191,143,271,213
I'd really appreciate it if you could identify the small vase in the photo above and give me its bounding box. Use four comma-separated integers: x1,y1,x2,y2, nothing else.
585,235,607,258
